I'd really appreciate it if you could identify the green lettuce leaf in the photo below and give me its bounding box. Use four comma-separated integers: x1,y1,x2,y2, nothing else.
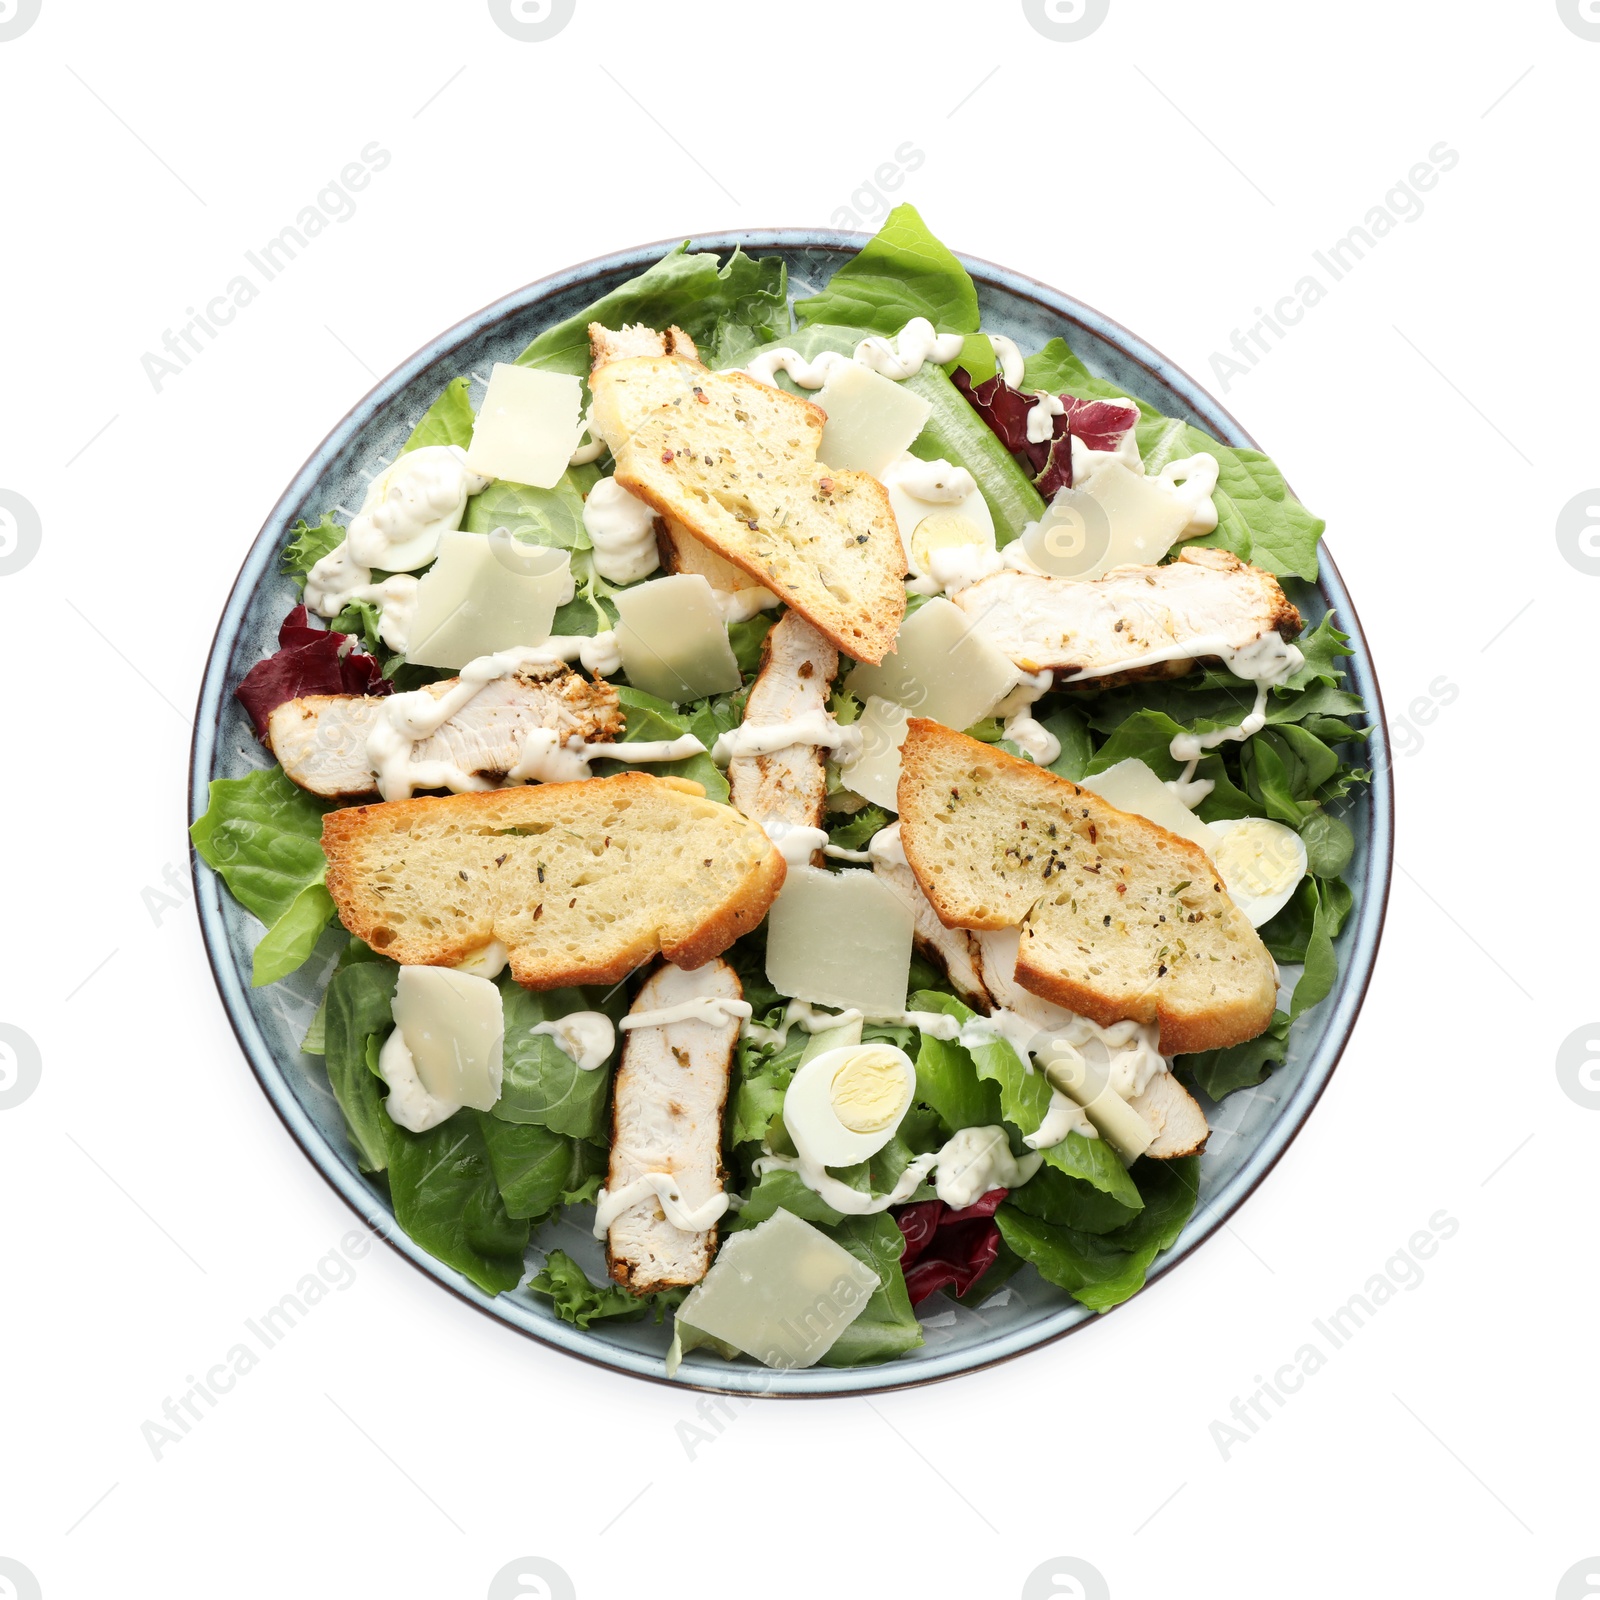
280,513,344,591
250,882,336,987
996,1154,1198,1312
517,244,789,376
590,686,737,803
190,766,336,986
401,377,474,453
907,992,1143,1208
387,1111,529,1294
818,1212,923,1367
462,474,590,550
795,204,979,336
527,1250,650,1328
320,961,399,1173
475,1114,586,1222
1007,1160,1141,1236
495,983,622,1138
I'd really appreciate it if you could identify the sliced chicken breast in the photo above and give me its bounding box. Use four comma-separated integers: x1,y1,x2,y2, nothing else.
606,959,741,1293
588,321,699,371
266,663,622,798
953,546,1302,683
727,611,838,858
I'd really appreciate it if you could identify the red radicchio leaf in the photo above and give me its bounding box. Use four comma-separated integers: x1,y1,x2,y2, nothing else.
952,370,1140,498
235,605,389,739
894,1188,1009,1307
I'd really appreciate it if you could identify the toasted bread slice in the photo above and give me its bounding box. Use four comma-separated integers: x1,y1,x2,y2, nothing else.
589,354,906,662
606,958,740,1293
588,321,699,370
896,720,1276,1055
322,774,784,987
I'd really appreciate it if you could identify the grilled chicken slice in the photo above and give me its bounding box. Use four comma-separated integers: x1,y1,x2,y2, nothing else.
870,827,989,1005
606,959,741,1293
727,611,838,860
266,662,622,798
953,546,1302,684
972,929,1209,1160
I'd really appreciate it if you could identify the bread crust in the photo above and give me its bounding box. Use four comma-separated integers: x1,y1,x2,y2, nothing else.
321,774,785,988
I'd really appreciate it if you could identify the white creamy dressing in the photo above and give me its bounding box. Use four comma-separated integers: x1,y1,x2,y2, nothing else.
347,446,489,571
880,457,976,504
759,819,872,867
365,643,699,798
926,538,1039,595
867,821,909,869
711,585,782,624
619,995,754,1032
303,545,422,652
990,668,1059,765
376,1028,460,1133
1069,414,1144,486
1158,632,1307,789
454,940,509,979
932,1126,1043,1209
740,999,865,1051
592,1172,729,1238
744,317,965,390
753,1147,939,1216
581,476,660,584
1026,390,1065,446
1026,1090,1099,1149
712,711,864,766
569,406,607,467
531,1010,616,1071
1153,453,1222,537
989,334,1026,388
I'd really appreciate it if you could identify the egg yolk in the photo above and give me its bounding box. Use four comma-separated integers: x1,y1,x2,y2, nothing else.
828,1048,908,1134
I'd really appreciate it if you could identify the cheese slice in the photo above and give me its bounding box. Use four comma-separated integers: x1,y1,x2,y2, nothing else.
1079,758,1217,852
845,597,1019,732
765,865,913,1016
613,573,743,703
815,361,932,477
391,966,504,1111
405,531,571,669
465,363,584,488
672,1209,880,1370
1022,462,1190,583
834,695,910,811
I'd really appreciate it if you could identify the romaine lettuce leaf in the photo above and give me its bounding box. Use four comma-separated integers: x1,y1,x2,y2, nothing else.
996,1154,1198,1312
387,1111,529,1294
401,377,474,453
795,204,979,337
907,992,1143,1208
190,766,338,986
516,244,789,376
590,686,737,803
818,1212,923,1367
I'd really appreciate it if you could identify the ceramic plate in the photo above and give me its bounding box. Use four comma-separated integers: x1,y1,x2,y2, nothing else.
190,231,1392,1395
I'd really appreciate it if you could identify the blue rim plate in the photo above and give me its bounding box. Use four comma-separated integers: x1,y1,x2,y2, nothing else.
189,231,1393,1397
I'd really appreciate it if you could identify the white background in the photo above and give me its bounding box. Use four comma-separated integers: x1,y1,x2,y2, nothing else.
2,2,1595,1596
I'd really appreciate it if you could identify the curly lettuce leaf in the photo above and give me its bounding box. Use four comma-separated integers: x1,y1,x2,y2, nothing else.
280,512,345,592
190,766,337,986
796,204,979,337
517,244,789,376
